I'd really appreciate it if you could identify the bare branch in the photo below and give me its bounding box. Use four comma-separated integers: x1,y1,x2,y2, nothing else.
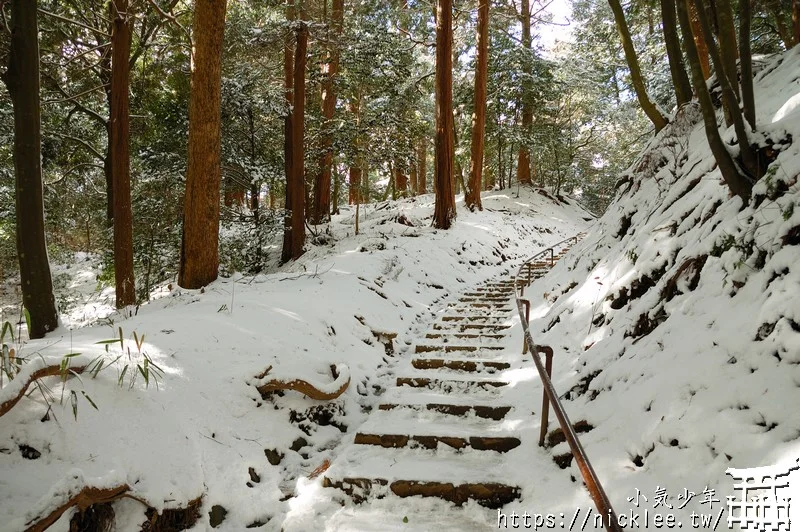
37,7,110,37
41,83,109,106
47,132,105,161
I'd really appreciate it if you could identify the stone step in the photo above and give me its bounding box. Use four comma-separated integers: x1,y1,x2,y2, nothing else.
378,402,513,421
432,323,511,331
353,409,521,453
439,315,509,323
411,358,510,373
396,376,508,391
458,296,510,303
447,302,511,310
415,344,505,353
322,450,521,508
353,433,520,453
461,289,514,297
424,332,506,340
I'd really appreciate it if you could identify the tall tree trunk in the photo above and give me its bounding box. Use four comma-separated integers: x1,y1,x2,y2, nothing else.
688,0,711,78
516,0,533,185
765,0,794,47
312,0,343,224
290,23,308,260
179,0,227,289
794,0,800,46
739,0,755,128
433,0,456,229
608,0,669,132
3,0,59,338
677,0,752,201
103,6,114,224
661,0,693,106
466,0,488,211
409,163,418,195
332,165,340,213
281,1,296,264
348,96,363,204
110,0,135,307
349,165,362,204
394,161,408,197
711,0,739,101
417,138,427,194
693,0,759,178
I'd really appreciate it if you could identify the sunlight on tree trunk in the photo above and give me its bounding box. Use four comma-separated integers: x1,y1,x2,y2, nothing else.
281,1,296,264
608,0,668,132
3,0,59,338
466,0,488,211
111,0,135,307
516,0,533,185
290,23,308,260
179,0,227,289
433,0,456,229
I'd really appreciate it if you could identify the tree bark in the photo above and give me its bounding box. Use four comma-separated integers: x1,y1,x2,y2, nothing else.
466,0,488,211
516,0,533,185
312,0,344,224
290,23,308,260
111,0,136,307
693,0,759,178
711,0,739,101
409,163,418,196
3,0,59,338
281,1,296,264
394,162,408,197
765,0,794,48
661,0,693,106
739,0,755,128
688,0,711,78
433,0,456,229
179,0,227,289
417,138,427,194
794,0,800,46
608,0,669,132
348,95,363,204
677,0,752,201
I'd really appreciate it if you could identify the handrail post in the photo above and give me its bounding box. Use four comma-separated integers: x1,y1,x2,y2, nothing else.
520,299,531,354
514,232,621,532
538,345,554,447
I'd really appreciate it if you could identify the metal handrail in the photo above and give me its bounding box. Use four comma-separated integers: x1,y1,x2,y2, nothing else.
514,233,621,532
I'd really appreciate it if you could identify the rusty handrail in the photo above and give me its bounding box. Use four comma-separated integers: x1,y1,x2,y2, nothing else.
514,233,621,532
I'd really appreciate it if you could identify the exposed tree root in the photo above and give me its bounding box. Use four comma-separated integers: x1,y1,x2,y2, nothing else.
24,484,130,532
255,364,350,400
141,496,203,532
0,364,87,418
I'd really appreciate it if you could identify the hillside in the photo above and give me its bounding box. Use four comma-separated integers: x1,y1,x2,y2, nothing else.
0,189,590,530
521,46,800,523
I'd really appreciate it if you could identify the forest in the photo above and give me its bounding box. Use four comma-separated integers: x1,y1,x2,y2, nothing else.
3,0,793,334
1,0,800,530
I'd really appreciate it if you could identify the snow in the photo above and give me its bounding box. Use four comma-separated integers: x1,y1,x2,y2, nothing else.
2,45,798,532
517,48,800,528
0,189,589,530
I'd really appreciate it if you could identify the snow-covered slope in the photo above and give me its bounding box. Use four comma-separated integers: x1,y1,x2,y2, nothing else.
0,189,589,530
522,47,800,523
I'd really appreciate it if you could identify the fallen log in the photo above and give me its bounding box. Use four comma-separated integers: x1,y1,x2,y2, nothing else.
24,484,130,532
254,363,350,401
0,363,86,418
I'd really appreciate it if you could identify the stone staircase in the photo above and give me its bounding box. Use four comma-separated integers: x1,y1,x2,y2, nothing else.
323,246,575,510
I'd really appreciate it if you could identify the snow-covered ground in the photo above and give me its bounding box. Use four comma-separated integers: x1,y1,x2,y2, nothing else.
2,46,799,532
0,189,590,530
520,47,800,528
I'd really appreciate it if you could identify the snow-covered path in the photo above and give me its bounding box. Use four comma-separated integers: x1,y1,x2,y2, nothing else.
284,237,590,531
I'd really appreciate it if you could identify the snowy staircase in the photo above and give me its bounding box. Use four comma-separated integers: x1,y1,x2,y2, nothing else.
323,250,575,510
